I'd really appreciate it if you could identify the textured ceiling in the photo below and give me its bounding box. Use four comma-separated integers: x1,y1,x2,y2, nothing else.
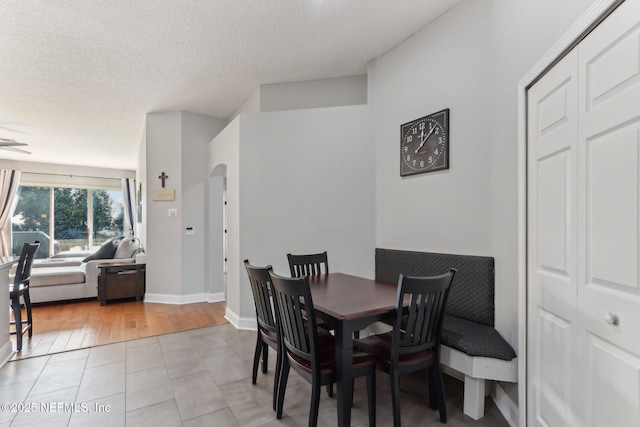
0,0,461,170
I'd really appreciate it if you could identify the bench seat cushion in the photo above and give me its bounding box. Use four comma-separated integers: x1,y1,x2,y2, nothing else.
29,267,85,288
441,315,516,361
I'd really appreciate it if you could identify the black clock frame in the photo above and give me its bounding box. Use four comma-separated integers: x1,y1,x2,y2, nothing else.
400,108,449,177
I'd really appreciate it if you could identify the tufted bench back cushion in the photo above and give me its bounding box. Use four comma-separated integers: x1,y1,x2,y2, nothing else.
375,248,495,327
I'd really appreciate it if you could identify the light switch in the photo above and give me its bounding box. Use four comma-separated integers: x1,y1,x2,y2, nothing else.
168,208,178,217
186,227,195,236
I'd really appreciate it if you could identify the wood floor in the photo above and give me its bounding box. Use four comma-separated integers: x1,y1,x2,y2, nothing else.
9,299,228,360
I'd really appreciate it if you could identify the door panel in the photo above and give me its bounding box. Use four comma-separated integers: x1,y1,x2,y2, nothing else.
537,152,571,275
586,125,639,290
535,308,572,427
577,1,640,426
528,49,579,427
585,333,640,426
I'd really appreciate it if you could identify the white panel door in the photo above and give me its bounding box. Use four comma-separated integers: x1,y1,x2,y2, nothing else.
527,49,579,427
577,0,640,425
528,1,640,425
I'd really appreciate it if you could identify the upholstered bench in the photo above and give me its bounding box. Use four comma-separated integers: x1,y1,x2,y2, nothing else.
375,248,517,420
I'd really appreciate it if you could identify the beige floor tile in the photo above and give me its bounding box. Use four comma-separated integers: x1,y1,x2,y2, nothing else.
76,361,126,403
125,366,174,412
68,392,126,427
125,399,182,427
162,347,208,379
182,407,241,427
171,371,228,421
86,342,126,368
125,342,164,373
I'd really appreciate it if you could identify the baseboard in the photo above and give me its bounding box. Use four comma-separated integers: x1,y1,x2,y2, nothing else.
0,340,14,370
493,381,519,427
144,292,226,305
224,307,257,331
207,292,225,303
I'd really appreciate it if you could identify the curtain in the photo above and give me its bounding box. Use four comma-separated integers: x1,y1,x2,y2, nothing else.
0,170,21,257
122,178,136,236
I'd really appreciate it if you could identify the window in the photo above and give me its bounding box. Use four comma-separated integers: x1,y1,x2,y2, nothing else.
11,185,124,258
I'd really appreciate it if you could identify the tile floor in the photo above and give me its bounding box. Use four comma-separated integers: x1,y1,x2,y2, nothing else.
0,323,509,426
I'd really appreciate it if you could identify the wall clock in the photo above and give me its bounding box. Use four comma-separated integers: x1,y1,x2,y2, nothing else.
400,108,449,176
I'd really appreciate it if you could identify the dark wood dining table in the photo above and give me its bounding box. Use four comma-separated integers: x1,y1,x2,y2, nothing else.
307,272,399,427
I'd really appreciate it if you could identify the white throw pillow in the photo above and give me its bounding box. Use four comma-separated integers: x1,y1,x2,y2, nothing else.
114,237,141,259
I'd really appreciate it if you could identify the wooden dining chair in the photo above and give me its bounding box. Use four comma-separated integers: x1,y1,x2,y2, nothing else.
9,242,40,352
269,271,377,427
244,260,281,411
287,251,328,277
287,250,351,397
354,269,456,425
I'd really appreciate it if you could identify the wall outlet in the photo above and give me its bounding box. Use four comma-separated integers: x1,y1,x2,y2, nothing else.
185,227,195,236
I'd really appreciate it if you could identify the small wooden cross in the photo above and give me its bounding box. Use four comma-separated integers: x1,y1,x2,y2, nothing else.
158,172,168,188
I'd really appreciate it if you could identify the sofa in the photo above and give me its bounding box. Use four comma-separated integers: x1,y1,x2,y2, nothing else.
22,236,144,304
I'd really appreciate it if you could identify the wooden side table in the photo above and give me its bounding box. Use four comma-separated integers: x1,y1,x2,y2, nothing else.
98,263,146,306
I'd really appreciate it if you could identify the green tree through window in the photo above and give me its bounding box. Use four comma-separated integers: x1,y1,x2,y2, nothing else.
12,186,123,256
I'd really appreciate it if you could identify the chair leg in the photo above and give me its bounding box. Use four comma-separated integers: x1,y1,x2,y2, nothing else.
262,343,269,374
429,365,447,423
24,289,32,338
252,333,262,384
390,369,401,427
11,296,22,352
350,378,355,407
310,380,321,427
276,360,290,419
273,345,283,411
428,366,438,410
367,369,376,427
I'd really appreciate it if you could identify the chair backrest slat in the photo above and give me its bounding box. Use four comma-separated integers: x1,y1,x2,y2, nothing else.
14,242,40,287
244,261,277,335
287,252,328,278
270,272,317,367
395,269,456,356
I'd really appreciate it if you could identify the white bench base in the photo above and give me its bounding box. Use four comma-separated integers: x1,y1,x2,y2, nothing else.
440,345,517,420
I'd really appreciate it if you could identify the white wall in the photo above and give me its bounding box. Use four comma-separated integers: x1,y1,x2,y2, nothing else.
145,112,183,297
145,111,225,301
211,105,375,326
369,0,596,420
230,76,367,122
209,118,241,321
181,112,227,298
208,174,225,298
260,76,367,112
238,105,375,319
371,0,493,256
489,0,596,347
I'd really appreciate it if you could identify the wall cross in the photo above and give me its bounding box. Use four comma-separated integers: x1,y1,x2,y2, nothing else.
158,171,169,188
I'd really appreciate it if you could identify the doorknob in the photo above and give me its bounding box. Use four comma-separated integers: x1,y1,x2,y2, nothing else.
604,313,619,326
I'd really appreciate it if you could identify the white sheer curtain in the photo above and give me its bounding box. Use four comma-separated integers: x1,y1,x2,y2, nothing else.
121,178,136,236
0,170,21,257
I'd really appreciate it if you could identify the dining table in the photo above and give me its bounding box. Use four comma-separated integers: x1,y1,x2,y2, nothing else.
307,272,399,427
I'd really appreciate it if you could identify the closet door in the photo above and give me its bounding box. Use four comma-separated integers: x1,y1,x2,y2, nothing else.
527,49,579,427
528,0,640,425
577,0,640,425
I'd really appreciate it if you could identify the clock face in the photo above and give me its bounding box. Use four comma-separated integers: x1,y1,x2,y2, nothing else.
400,109,449,176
